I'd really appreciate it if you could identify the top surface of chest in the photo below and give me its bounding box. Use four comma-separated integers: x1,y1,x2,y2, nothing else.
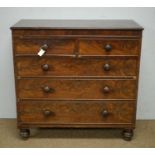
11,19,143,30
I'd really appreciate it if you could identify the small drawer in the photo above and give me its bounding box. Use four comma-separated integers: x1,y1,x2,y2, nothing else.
16,57,138,77
17,79,137,99
79,38,140,56
18,100,135,124
14,37,75,55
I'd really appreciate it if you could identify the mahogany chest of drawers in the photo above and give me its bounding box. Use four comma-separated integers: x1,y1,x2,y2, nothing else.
11,20,143,140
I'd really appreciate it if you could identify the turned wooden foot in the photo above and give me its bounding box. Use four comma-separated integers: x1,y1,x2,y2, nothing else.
20,129,30,139
122,129,133,141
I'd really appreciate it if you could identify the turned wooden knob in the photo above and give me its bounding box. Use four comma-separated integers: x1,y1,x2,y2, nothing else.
104,44,112,52
103,86,110,93
42,64,49,71
41,44,48,50
43,109,52,116
42,86,54,93
102,110,109,117
103,63,110,71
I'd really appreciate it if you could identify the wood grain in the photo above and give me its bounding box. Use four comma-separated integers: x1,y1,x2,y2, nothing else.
79,39,140,55
18,100,135,124
11,20,143,138
16,57,138,77
15,38,75,54
17,79,136,99
12,29,142,37
11,19,143,30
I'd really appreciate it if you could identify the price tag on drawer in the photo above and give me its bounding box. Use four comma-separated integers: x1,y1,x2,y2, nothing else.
38,49,46,56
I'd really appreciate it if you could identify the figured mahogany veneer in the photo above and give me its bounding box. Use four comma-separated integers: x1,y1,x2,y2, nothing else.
15,38,75,54
17,79,136,99
79,39,140,55
18,100,135,125
16,57,138,77
11,20,143,140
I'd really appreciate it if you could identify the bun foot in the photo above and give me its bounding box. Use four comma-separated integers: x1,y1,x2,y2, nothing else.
20,129,30,139
122,129,133,141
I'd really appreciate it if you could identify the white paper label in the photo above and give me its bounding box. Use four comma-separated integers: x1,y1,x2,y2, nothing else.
38,49,46,56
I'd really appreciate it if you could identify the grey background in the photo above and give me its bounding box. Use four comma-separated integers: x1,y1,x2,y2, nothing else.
0,7,154,119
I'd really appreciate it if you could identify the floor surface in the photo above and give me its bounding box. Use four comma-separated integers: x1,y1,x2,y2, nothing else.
0,119,154,148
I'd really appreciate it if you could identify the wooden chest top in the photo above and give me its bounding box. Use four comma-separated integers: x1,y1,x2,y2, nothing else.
11,19,143,30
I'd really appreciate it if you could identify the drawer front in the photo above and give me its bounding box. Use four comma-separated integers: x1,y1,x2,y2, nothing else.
17,79,136,99
79,39,140,55
16,57,138,77
15,38,75,55
18,100,135,124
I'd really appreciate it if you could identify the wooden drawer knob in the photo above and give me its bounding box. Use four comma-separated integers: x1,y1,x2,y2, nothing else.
42,109,52,116
102,110,109,117
104,44,112,52
41,44,48,50
42,86,54,93
103,86,110,93
42,64,49,71
103,63,110,71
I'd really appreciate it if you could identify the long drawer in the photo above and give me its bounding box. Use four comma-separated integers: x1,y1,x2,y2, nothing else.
17,79,137,99
16,57,138,77
18,100,135,124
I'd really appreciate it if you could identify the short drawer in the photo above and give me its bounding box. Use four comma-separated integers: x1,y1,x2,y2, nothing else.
16,57,138,77
17,79,136,99
14,37,75,55
18,100,135,124
79,38,140,55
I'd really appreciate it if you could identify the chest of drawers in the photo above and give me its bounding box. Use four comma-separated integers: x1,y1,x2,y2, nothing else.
11,20,143,140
